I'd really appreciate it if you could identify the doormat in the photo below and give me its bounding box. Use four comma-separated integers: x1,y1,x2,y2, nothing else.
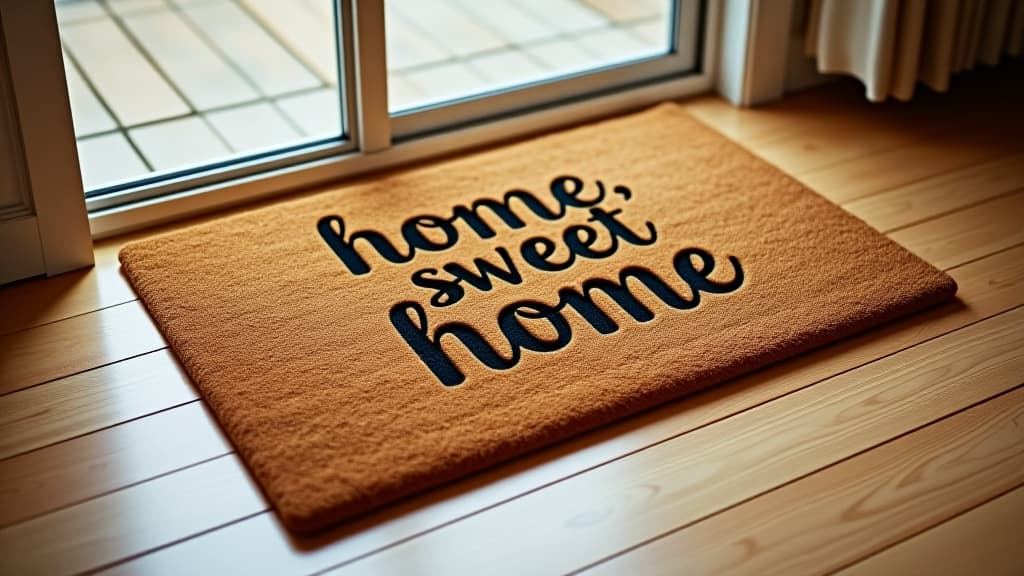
119,103,956,533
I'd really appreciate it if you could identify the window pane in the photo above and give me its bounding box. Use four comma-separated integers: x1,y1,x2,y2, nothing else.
55,0,344,193
385,0,674,113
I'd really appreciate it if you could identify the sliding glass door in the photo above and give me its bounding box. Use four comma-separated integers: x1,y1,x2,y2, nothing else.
42,0,711,230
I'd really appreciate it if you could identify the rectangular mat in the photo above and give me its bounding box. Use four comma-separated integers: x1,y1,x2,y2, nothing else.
119,103,956,533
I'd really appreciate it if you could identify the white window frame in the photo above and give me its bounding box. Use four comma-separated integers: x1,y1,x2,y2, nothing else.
0,0,93,281
4,0,724,258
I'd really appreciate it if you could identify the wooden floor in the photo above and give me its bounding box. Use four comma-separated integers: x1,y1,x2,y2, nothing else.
1,72,1023,575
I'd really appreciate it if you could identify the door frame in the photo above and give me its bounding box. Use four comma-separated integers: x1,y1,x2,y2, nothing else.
0,0,93,283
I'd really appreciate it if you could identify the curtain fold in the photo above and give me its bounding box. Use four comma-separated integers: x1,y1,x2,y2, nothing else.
806,0,1024,101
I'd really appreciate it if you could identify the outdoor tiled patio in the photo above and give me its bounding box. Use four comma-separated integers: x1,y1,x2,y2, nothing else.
55,0,669,190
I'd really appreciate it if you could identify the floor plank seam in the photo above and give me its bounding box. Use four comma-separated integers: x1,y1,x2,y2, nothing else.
879,186,1024,235
800,148,1021,204
8,304,1021,557
788,137,915,178
564,381,1024,576
285,307,1024,575
0,397,202,465
0,297,141,338
0,345,168,399
823,479,1024,576
943,240,1024,272
80,509,269,576
0,451,240,532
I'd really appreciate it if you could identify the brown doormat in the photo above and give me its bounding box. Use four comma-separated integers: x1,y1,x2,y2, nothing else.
119,103,956,533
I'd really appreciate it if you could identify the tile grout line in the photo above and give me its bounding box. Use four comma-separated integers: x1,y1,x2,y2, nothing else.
58,38,155,172
164,0,310,144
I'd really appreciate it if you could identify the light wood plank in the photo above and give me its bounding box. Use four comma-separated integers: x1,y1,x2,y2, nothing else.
320,307,1024,575
0,455,262,576
683,84,884,148
0,301,165,396
585,386,1024,576
797,139,1017,205
101,305,1024,576
889,191,1024,270
0,401,229,529
0,350,195,460
749,120,917,176
845,152,1024,232
837,486,1024,576
0,208,247,335
0,238,136,336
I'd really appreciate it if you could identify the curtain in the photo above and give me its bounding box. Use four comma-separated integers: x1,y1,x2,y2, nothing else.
805,0,1024,101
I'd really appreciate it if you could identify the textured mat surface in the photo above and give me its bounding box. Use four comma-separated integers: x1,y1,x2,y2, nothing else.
119,103,957,532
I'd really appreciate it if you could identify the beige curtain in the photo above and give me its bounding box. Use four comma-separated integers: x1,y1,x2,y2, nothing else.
806,0,1024,101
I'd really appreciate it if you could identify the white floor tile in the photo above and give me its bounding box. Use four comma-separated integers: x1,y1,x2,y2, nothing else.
122,9,259,110
390,0,506,57
403,62,490,107
105,0,169,15
525,39,605,76
60,17,190,126
76,133,150,190
385,7,452,71
453,0,558,45
629,20,672,48
301,0,334,20
240,0,338,84
469,50,549,88
129,116,230,171
275,88,343,139
387,74,429,113
517,0,608,33
62,54,117,137
204,102,301,154
55,0,105,24
180,0,321,96
581,0,666,22
576,27,662,63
